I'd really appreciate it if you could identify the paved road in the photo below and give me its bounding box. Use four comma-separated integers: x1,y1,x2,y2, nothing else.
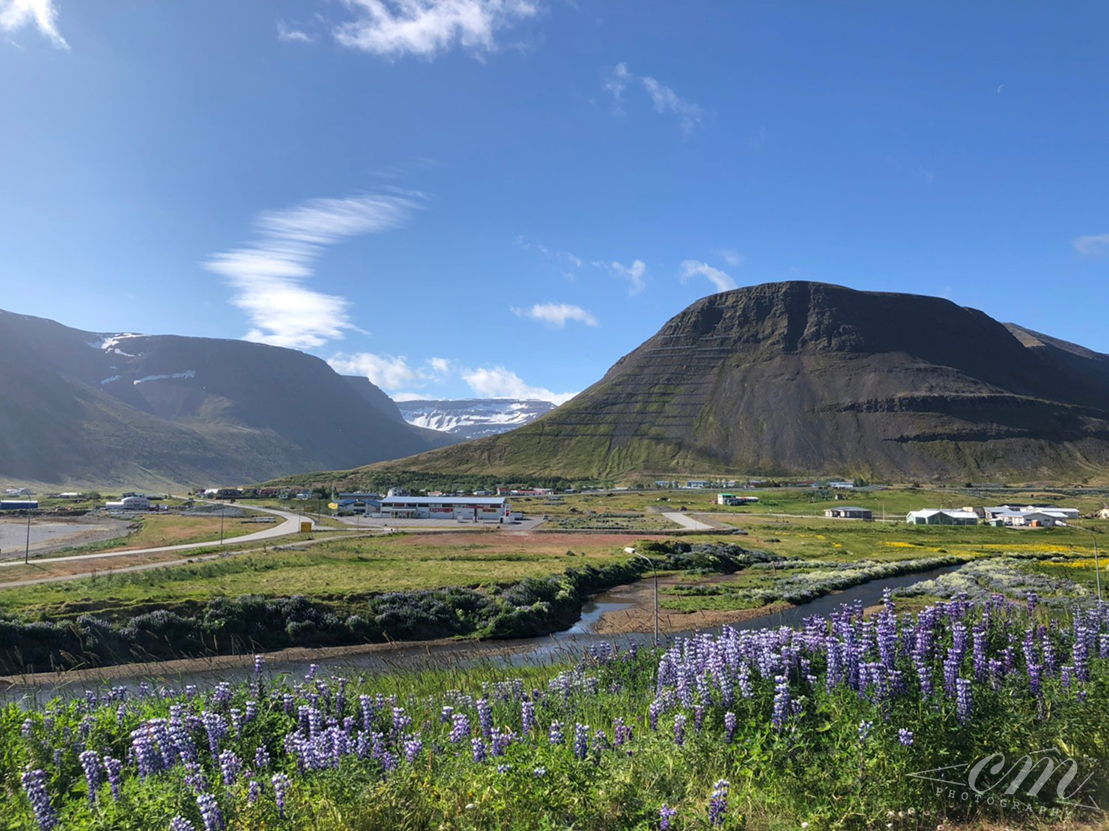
0,504,310,571
660,511,717,531
0,529,380,591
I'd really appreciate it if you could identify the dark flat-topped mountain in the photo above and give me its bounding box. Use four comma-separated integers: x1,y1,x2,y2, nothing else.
0,309,455,488
368,282,1109,482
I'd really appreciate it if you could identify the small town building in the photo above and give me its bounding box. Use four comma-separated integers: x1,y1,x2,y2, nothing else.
717,493,759,506
825,506,873,520
375,495,515,522
105,495,151,511
988,510,1067,528
685,481,709,489
906,509,979,526
0,500,38,511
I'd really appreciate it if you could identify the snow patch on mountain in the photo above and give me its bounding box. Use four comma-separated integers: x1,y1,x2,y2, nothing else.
133,370,197,385
397,398,555,440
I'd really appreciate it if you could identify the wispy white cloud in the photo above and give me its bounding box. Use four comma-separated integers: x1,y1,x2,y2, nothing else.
329,352,451,390
277,20,316,43
717,249,744,267
512,302,598,328
205,192,421,349
679,260,737,293
603,62,702,136
333,0,538,59
462,365,576,405
515,235,583,269
610,259,646,295
1074,233,1109,258
1,0,67,48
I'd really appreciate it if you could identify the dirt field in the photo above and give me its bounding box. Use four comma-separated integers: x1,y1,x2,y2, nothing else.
0,516,130,560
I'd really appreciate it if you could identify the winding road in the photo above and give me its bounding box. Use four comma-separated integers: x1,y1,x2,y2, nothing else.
0,503,310,571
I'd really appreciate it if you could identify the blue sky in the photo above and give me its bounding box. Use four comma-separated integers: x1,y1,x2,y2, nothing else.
2,1,1107,403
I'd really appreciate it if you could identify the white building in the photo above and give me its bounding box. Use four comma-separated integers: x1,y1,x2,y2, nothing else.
375,495,516,522
989,510,1067,528
717,493,759,506
906,509,979,526
105,495,151,511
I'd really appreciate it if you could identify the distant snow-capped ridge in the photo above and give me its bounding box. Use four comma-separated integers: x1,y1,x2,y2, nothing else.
397,398,556,439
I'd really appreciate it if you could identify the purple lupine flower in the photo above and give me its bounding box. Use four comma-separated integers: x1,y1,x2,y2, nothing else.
392,706,411,736
724,711,737,744
491,727,513,757
956,678,972,723
660,804,678,830
306,664,318,680
496,763,512,774
248,778,261,803
471,736,488,764
548,720,564,745
184,762,210,795
673,714,686,747
533,766,546,778
708,779,729,826
219,750,241,786
857,720,873,745
476,698,493,739
898,728,914,747
79,749,101,806
197,789,225,825
440,705,453,724
521,700,536,734
404,736,423,763
272,773,290,819
171,818,196,831
21,768,58,830
771,674,791,730
230,708,243,738
255,745,271,770
573,723,590,760
648,699,661,732
694,705,705,732
449,713,471,744
103,756,123,801
253,654,265,674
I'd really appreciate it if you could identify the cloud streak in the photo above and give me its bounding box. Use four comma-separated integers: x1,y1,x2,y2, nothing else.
603,62,702,136
329,351,451,389
512,302,598,328
205,192,421,349
680,260,737,293
610,259,646,295
333,351,576,406
333,0,538,59
462,366,576,405
1,0,67,48
1074,233,1109,258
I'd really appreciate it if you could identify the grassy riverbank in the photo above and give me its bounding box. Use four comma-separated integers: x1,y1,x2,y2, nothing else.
3,595,1108,829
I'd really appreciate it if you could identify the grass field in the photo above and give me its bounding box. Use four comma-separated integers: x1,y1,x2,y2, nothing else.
0,531,679,622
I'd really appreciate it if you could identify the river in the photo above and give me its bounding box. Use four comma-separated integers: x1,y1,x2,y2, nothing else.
0,565,961,705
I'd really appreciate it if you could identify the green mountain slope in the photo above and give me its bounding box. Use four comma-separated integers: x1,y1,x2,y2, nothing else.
364,282,1109,483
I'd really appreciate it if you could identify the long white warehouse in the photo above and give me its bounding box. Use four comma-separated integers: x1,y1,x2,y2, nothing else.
377,495,515,522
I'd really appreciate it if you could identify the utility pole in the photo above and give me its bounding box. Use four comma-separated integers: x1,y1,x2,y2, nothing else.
1088,527,1103,604
24,510,31,565
634,552,660,646
219,504,225,545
